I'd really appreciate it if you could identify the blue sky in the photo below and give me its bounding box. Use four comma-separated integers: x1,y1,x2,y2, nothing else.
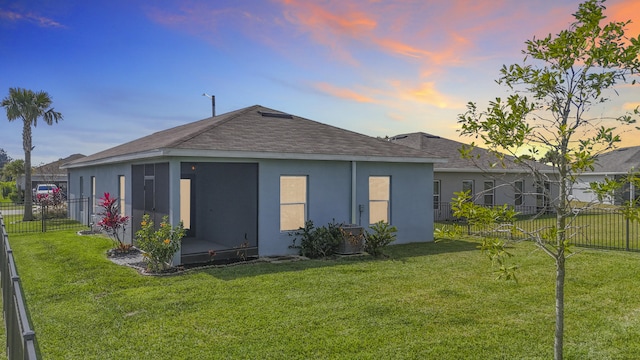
1,0,639,165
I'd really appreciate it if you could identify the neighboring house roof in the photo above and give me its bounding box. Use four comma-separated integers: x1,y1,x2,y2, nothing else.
63,105,444,168
591,146,640,174
390,132,553,173
36,154,86,175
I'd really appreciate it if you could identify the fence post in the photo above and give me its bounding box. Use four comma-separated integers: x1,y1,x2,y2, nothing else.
626,216,630,252
41,205,46,233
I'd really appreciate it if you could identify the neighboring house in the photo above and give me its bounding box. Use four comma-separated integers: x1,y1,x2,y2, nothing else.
17,153,85,196
571,146,640,205
390,132,557,220
62,105,443,265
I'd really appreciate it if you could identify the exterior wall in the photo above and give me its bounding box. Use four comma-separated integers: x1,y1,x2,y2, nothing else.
259,159,434,256
69,157,435,259
435,171,536,208
356,162,433,245
571,174,608,204
67,163,132,239
433,170,564,220
258,159,352,256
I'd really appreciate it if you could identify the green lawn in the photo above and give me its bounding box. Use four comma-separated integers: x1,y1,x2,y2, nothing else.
6,230,640,359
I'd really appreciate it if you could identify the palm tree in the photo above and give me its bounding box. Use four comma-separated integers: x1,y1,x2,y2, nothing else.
1,88,62,221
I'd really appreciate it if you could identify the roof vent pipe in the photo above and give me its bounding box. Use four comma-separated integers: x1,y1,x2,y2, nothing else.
202,93,216,117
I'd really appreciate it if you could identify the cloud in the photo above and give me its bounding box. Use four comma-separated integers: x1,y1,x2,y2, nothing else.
313,82,375,103
390,80,464,109
0,9,65,28
608,0,640,42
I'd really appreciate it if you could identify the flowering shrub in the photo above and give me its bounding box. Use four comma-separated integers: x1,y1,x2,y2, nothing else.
36,187,63,207
97,192,130,251
135,214,185,272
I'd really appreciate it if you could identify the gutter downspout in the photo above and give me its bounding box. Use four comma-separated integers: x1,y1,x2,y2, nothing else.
351,161,357,225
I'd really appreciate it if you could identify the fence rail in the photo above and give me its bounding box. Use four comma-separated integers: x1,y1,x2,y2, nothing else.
1,214,41,359
0,198,89,233
435,202,640,252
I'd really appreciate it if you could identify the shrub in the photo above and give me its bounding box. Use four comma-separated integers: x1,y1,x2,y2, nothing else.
365,221,397,257
37,187,64,208
96,192,130,251
9,189,23,203
135,214,185,272
290,220,342,258
0,181,13,198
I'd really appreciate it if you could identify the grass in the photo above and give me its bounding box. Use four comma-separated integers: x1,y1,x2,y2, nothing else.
6,230,640,359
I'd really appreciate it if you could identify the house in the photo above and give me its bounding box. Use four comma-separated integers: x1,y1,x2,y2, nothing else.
62,105,444,264
389,132,557,220
17,153,85,196
571,146,640,205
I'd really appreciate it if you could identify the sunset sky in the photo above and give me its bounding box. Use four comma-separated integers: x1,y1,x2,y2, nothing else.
1,0,640,165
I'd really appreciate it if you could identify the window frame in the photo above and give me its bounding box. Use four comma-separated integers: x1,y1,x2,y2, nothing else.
483,180,494,206
462,180,474,199
433,180,441,210
91,176,96,214
514,180,524,206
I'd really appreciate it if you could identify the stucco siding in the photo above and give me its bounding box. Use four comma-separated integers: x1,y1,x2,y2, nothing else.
357,162,433,245
67,163,133,240
258,159,352,256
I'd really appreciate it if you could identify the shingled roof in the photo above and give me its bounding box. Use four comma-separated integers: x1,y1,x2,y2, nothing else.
37,154,86,174
592,146,640,173
64,105,443,168
390,132,553,173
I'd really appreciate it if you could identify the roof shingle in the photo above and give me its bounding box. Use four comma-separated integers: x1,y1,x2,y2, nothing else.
65,105,442,168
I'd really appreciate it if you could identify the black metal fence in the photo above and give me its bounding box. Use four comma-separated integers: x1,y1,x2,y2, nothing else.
0,198,89,234
435,203,640,252
1,214,41,359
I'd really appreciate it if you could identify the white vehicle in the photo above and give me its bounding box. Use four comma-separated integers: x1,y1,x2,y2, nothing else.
35,184,58,198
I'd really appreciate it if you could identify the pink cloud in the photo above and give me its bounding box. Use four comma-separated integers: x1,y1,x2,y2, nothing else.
313,82,375,103
0,9,65,28
608,0,640,41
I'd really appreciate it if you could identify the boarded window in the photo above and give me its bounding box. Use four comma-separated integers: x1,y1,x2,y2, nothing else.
369,176,390,224
280,176,307,231
180,178,191,229
118,175,126,216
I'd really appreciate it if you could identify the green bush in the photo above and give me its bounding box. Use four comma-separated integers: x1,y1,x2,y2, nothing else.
289,220,342,258
365,221,398,257
9,189,23,203
0,181,13,198
135,214,185,272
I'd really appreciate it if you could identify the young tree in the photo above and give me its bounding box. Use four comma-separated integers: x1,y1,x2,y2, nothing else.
1,159,25,182
1,88,62,221
457,1,640,359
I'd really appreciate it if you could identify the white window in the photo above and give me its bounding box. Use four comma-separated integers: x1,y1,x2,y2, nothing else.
433,180,441,210
280,176,307,231
118,175,126,216
483,180,494,206
515,180,524,206
369,176,390,224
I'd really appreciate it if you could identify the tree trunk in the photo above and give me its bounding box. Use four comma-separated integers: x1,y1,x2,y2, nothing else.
555,252,565,360
22,119,33,221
